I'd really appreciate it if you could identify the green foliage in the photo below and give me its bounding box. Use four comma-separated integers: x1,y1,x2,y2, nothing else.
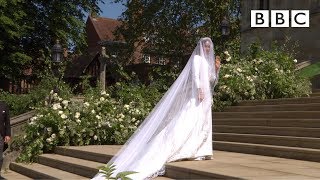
12,79,162,162
0,74,72,116
0,0,103,79
297,62,320,78
213,43,311,111
98,164,137,180
114,0,240,64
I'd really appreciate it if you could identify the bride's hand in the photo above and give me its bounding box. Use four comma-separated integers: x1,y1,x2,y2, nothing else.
198,88,204,102
215,56,221,70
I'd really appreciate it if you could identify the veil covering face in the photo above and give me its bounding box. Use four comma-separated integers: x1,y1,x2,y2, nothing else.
92,37,219,179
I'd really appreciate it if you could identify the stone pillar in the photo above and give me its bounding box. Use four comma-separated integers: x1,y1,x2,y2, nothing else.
99,47,108,91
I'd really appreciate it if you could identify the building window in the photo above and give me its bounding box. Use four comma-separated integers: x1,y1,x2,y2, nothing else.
142,54,151,63
157,56,165,65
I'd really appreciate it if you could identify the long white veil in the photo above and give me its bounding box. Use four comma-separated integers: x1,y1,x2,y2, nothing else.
93,37,218,179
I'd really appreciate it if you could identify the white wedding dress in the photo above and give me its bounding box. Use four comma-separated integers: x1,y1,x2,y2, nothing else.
92,37,219,180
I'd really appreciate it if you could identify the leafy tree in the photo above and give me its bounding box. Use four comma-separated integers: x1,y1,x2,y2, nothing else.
0,0,103,80
113,0,240,64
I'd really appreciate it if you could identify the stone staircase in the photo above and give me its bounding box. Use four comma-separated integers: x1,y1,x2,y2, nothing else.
3,90,320,179
213,89,320,162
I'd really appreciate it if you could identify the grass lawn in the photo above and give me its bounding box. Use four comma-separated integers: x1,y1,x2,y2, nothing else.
297,62,320,78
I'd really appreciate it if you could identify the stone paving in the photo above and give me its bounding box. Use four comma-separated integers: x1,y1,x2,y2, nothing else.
58,145,320,179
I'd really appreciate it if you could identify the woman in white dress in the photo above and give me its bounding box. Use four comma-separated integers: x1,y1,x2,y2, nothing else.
92,37,220,180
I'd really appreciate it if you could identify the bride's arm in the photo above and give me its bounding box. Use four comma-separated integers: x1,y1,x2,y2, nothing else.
193,55,204,101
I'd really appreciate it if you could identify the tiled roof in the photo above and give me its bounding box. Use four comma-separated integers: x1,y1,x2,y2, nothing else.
89,16,122,41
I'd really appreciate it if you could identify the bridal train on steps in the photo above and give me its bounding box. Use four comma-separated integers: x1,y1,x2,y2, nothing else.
92,37,219,179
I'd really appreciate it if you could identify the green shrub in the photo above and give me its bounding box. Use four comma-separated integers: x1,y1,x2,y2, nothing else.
213,43,311,111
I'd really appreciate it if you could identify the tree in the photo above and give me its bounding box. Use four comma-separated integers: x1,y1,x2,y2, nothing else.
113,0,240,64
0,0,32,79
0,0,103,80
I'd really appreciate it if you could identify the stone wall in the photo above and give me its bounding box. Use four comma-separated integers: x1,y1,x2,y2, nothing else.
241,0,320,62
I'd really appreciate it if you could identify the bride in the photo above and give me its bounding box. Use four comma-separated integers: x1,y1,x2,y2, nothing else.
92,37,220,179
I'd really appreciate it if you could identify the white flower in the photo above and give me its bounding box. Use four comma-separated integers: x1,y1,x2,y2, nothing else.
226,57,231,62
84,102,90,107
124,104,130,109
275,68,278,71
100,97,105,102
120,124,124,128
61,114,67,119
47,127,52,132
52,103,62,110
58,97,63,101
293,59,298,63
120,113,125,118
75,112,81,119
221,85,227,89
50,90,54,94
51,133,56,139
101,91,106,95
58,111,63,115
91,109,96,114
224,74,231,78
96,115,101,120
132,118,136,122
93,135,98,140
46,138,52,143
280,69,284,73
62,100,69,106
53,93,58,97
76,119,81,123
236,68,242,72
30,116,38,121
106,93,110,97
224,51,230,56
107,122,111,127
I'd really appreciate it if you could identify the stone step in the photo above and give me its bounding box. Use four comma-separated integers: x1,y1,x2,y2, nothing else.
238,96,320,106
1,170,32,179
214,133,320,149
224,103,320,112
215,111,320,119
53,146,237,179
214,125,320,138
213,119,320,128
9,162,86,179
37,153,103,178
313,89,320,93
213,141,320,163
310,92,320,97
54,145,320,179
54,145,113,163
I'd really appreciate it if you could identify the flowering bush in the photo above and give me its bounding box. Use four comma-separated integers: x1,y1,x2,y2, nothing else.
213,43,311,111
12,81,162,162
0,74,72,116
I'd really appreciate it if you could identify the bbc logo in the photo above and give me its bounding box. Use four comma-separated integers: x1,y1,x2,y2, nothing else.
251,10,309,27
